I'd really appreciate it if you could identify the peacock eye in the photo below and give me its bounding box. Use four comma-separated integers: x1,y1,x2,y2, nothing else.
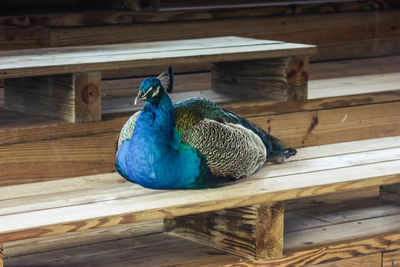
151,86,161,97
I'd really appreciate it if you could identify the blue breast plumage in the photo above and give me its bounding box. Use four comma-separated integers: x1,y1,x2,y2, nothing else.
115,67,296,189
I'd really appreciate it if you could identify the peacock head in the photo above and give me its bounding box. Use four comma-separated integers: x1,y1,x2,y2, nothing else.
135,66,174,105
135,77,164,104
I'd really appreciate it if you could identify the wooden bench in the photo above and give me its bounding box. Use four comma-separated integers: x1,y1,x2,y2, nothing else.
1,38,400,265
0,36,316,123
1,135,400,266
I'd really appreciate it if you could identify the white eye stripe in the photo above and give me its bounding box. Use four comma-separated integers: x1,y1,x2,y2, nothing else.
151,86,160,97
142,87,152,97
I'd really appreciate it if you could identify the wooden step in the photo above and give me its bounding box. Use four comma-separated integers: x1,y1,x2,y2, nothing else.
0,37,316,79
0,36,316,122
4,195,400,266
0,136,399,244
2,89,400,186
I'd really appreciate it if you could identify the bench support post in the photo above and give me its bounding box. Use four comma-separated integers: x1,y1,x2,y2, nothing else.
4,71,102,123
211,56,309,101
164,201,284,260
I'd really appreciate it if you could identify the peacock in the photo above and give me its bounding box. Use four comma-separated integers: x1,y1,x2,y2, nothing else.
115,67,296,189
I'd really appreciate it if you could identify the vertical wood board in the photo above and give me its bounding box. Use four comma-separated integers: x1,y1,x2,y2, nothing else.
165,202,284,259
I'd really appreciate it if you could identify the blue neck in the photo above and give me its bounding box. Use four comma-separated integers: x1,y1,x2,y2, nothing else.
117,93,203,189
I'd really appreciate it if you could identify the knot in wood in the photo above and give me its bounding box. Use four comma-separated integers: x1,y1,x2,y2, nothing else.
81,83,99,105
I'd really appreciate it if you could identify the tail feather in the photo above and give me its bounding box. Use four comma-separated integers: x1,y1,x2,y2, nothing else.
284,147,297,159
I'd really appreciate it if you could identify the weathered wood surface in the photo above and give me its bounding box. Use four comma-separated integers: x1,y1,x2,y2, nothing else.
165,202,284,259
4,71,101,122
0,0,392,28
211,56,308,100
2,91,400,185
0,37,316,79
0,136,400,243
47,10,400,61
382,249,400,267
5,220,163,258
286,186,380,212
1,186,387,261
97,55,400,99
311,253,382,267
0,4,397,67
4,221,400,266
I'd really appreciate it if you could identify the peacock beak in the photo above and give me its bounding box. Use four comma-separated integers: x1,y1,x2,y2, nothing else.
134,90,145,105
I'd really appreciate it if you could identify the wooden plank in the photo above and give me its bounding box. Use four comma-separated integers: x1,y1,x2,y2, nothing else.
4,228,400,267
47,10,400,62
284,212,328,234
310,56,400,80
309,72,400,99
285,198,398,233
0,0,390,28
0,28,49,51
285,214,400,251
3,233,241,267
0,0,394,28
383,249,400,267
5,220,163,257
211,56,308,101
1,156,400,242
102,72,211,99
310,253,382,267
99,56,400,100
286,186,381,212
2,97,400,186
165,202,284,259
2,140,399,215
3,197,400,265
0,136,396,201
103,87,400,117
248,101,400,148
74,71,102,122
0,37,316,79
4,72,102,122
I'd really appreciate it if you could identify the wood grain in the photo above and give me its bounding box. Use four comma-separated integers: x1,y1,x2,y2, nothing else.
4,228,400,267
0,0,390,28
382,249,400,267
2,141,399,214
211,56,308,101
286,186,380,212
47,10,400,62
310,253,382,267
211,57,292,99
3,233,240,267
228,231,400,266
0,136,400,243
4,72,102,122
287,56,308,100
5,220,163,257
0,28,49,51
2,96,400,185
165,202,284,259
74,71,102,122
0,37,316,79
3,196,400,266
285,213,400,251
